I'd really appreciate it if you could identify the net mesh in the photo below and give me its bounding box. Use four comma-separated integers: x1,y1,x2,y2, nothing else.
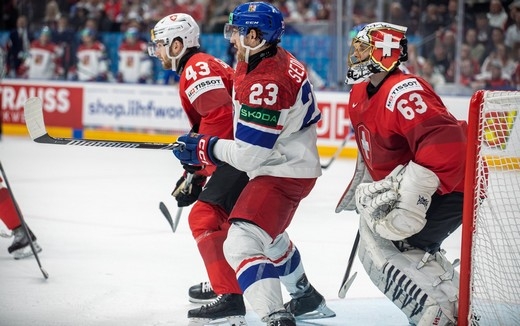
468,90,520,325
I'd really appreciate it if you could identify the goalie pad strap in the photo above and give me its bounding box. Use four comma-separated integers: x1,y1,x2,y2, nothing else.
358,217,458,325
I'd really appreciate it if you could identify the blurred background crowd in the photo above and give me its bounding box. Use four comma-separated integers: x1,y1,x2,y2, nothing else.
1,0,519,93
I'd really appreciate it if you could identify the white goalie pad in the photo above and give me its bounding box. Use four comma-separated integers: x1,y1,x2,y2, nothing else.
358,217,458,326
336,153,373,212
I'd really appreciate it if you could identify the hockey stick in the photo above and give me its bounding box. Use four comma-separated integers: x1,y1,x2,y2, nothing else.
0,161,49,279
338,230,359,298
159,173,194,233
159,201,175,232
23,97,177,150
321,137,349,170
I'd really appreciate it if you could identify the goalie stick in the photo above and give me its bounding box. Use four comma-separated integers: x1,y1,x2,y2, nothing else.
338,230,359,298
0,161,49,279
159,173,194,233
23,97,177,150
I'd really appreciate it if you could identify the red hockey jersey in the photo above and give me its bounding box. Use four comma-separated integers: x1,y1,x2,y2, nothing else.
348,70,467,194
178,52,235,176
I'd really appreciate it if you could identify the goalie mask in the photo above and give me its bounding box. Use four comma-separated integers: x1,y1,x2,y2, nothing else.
148,13,200,71
345,22,408,84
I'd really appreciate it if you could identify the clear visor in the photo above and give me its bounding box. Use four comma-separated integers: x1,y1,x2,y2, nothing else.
147,41,165,57
223,23,245,40
347,39,372,67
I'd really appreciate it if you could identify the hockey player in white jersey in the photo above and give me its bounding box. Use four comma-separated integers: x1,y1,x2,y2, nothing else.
171,2,335,325
116,28,152,84
21,27,63,80
70,28,109,82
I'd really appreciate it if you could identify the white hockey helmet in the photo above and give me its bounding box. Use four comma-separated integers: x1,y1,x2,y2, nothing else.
148,13,200,70
345,22,408,84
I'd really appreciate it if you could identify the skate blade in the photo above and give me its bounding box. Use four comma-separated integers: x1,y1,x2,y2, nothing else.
188,297,219,304
13,242,42,260
294,301,336,320
188,315,247,326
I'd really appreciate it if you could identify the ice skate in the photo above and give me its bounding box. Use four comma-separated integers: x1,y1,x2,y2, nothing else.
7,226,42,260
263,310,296,326
189,281,218,304
284,284,335,320
188,293,246,326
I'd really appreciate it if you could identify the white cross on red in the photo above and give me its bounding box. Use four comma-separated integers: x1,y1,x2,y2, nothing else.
375,33,399,57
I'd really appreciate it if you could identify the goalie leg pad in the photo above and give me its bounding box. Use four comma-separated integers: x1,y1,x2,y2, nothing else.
358,218,458,325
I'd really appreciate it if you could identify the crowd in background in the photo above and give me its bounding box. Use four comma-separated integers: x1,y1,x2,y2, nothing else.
1,0,520,91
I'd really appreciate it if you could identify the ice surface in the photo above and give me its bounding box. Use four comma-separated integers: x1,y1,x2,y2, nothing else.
0,136,462,325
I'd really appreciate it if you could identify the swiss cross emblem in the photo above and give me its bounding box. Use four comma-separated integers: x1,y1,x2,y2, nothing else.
369,28,403,71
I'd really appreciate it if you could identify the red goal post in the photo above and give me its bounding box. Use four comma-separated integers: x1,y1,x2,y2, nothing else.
459,90,520,326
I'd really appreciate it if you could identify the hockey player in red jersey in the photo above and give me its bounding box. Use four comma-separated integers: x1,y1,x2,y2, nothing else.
171,2,335,325
337,22,466,325
1,176,42,259
149,13,249,324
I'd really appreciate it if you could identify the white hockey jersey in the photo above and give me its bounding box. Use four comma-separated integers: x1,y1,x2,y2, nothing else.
117,40,152,83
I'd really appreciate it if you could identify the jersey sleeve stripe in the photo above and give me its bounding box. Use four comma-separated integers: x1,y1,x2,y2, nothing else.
236,122,279,149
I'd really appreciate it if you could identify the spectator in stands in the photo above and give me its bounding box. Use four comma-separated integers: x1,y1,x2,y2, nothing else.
479,43,517,81
314,0,330,20
21,26,63,80
176,0,207,23
474,60,513,90
104,0,122,29
69,5,90,32
205,0,242,33
116,27,152,83
427,41,451,81
387,1,409,27
464,27,487,65
420,58,446,91
475,13,493,51
69,28,109,82
1,0,19,30
6,15,30,78
286,0,317,23
459,58,478,90
53,16,77,80
487,0,508,31
505,4,520,50
512,47,520,89
419,4,443,56
43,0,62,30
401,43,424,75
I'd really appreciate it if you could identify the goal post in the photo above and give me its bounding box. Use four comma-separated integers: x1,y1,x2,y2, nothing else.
459,90,520,326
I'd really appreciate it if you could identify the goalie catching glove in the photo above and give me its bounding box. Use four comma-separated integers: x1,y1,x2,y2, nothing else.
355,161,440,241
172,168,207,207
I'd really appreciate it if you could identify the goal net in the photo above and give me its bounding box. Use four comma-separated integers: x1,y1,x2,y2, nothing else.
459,90,520,326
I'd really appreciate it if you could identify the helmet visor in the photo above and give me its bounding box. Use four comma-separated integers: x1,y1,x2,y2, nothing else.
147,41,165,57
224,23,247,40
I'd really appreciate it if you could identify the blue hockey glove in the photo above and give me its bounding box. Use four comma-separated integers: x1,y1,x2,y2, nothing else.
173,132,221,166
